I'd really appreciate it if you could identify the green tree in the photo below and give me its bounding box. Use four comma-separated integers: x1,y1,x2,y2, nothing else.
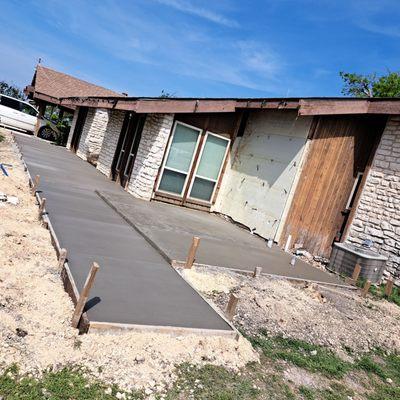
340,71,400,97
0,81,25,100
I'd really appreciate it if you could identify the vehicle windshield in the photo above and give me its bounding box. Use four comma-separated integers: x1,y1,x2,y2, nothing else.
20,103,38,116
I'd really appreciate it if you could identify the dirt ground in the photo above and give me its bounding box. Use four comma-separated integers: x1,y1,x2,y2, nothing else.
180,266,400,360
0,130,257,396
2,129,399,399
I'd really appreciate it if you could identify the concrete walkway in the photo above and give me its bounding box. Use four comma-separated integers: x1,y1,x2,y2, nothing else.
15,134,231,331
98,192,346,286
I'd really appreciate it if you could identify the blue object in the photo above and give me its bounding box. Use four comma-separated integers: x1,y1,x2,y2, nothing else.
0,164,9,177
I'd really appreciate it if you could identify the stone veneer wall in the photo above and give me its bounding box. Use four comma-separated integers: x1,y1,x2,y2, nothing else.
127,113,174,201
66,107,79,149
96,110,126,177
346,116,400,283
76,108,109,164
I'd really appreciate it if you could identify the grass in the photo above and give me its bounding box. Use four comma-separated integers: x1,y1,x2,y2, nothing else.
2,335,399,400
356,279,400,307
163,363,260,400
248,331,351,378
0,365,144,400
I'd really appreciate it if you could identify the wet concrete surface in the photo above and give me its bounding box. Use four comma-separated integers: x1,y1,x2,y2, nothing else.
14,134,231,330
98,191,346,286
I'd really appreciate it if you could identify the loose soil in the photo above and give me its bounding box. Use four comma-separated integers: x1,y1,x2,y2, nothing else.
0,130,256,395
180,265,400,360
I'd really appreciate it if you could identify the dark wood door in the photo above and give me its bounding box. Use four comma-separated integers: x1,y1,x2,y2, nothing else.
280,115,386,257
70,107,88,153
111,113,145,188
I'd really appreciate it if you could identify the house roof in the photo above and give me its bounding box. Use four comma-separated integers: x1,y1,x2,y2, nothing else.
59,94,400,116
25,65,123,106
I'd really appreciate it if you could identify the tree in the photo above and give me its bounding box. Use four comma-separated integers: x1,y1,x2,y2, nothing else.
159,89,176,98
0,81,25,100
340,71,400,98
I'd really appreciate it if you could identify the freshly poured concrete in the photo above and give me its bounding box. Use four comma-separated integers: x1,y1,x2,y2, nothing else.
98,192,346,286
15,134,231,330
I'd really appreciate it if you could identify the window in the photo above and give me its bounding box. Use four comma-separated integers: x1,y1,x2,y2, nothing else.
0,95,20,111
20,103,38,116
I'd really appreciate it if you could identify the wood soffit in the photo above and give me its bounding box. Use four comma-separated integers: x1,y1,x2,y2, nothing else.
59,96,400,116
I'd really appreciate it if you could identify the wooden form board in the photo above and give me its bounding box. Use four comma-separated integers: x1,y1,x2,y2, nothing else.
280,115,387,257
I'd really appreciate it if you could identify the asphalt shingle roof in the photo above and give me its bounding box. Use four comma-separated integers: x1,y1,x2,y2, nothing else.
32,65,122,99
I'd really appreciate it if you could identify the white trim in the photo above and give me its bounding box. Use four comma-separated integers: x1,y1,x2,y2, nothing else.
156,120,202,197
345,171,363,210
187,131,230,203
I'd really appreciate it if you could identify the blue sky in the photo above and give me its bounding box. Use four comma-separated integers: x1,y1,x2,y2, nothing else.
1,0,399,97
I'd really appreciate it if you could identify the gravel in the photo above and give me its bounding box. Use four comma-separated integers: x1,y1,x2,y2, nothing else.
0,131,257,394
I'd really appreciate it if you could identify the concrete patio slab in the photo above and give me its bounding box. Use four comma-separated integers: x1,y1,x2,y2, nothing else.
14,133,231,331
97,191,347,286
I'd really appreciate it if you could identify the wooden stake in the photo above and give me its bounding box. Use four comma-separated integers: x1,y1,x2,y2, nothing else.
30,174,40,195
253,266,262,278
71,262,99,328
38,197,46,219
58,248,67,269
385,279,394,297
284,234,292,252
361,280,371,297
345,263,362,286
352,263,362,282
226,293,239,320
185,236,200,269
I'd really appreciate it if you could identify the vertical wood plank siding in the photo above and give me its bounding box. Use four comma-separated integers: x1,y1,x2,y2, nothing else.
280,115,386,257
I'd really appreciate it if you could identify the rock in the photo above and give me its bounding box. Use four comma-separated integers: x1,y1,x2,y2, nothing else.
144,388,153,395
104,387,112,395
310,350,317,356
16,328,28,337
386,378,393,384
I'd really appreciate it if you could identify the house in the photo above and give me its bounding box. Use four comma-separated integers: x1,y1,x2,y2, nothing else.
24,65,123,134
59,95,400,283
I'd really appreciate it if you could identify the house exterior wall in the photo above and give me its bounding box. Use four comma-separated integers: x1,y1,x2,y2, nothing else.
346,116,400,283
127,113,174,201
96,110,126,177
66,107,79,149
76,108,109,165
214,110,312,240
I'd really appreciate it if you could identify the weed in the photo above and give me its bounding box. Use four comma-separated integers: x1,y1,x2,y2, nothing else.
356,279,400,307
249,331,351,378
164,363,259,399
0,134,4,143
299,385,316,400
0,365,143,400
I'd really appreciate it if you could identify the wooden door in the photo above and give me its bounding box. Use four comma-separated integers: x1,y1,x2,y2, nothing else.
111,113,145,188
280,115,386,257
70,107,88,153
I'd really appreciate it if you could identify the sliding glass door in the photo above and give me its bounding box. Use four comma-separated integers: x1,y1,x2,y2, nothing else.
188,132,230,202
158,122,202,196
157,121,230,204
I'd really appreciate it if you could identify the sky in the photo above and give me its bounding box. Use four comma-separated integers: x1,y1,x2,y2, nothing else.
0,0,399,98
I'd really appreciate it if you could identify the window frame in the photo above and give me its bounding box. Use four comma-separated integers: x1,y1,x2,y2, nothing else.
156,120,203,197
186,131,230,204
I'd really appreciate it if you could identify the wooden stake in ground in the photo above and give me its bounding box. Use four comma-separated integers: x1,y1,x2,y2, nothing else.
361,280,371,297
71,262,99,328
385,279,394,297
253,266,262,278
38,197,46,220
226,293,239,320
185,236,200,269
58,248,67,269
30,174,40,195
345,263,362,286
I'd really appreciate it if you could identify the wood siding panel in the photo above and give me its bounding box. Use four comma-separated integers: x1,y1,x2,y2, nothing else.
281,115,386,257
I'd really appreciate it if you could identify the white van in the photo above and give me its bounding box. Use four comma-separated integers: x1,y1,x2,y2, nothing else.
0,94,38,134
